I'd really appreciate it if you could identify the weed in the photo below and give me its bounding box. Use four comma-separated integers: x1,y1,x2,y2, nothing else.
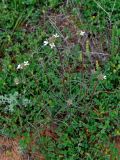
0,0,120,159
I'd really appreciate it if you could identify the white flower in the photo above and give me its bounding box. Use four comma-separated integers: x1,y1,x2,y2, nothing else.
24,61,29,66
49,43,55,48
53,33,59,38
17,64,23,70
97,73,106,80
43,40,49,46
17,61,29,70
80,31,85,36
103,75,106,79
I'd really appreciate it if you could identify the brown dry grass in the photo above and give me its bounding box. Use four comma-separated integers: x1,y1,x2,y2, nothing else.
114,136,120,155
0,136,45,160
0,136,22,160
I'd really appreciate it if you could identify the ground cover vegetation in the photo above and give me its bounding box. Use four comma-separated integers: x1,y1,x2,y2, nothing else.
0,0,120,159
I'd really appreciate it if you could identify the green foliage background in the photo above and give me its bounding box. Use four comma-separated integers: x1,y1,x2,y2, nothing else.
0,0,120,159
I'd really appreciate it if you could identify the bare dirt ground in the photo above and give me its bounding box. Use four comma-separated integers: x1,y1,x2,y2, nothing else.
0,136,22,160
0,136,45,160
